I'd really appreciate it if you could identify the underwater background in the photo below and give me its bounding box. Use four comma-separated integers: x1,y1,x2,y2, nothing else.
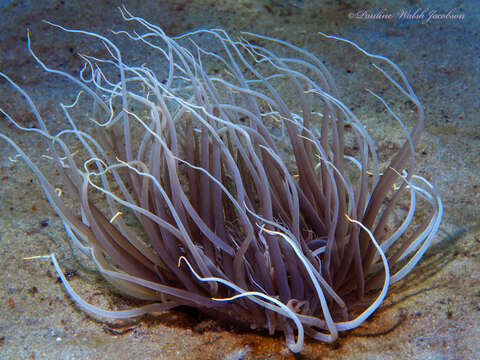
0,0,478,359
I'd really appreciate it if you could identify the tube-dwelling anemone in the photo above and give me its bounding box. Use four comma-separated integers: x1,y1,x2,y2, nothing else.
1,9,442,353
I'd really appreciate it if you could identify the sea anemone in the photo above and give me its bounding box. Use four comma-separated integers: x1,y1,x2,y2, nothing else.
0,8,442,353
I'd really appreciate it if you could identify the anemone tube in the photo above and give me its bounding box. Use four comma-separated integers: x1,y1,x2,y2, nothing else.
0,9,442,353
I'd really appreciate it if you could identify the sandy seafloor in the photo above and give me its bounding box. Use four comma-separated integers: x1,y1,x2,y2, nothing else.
0,0,479,359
